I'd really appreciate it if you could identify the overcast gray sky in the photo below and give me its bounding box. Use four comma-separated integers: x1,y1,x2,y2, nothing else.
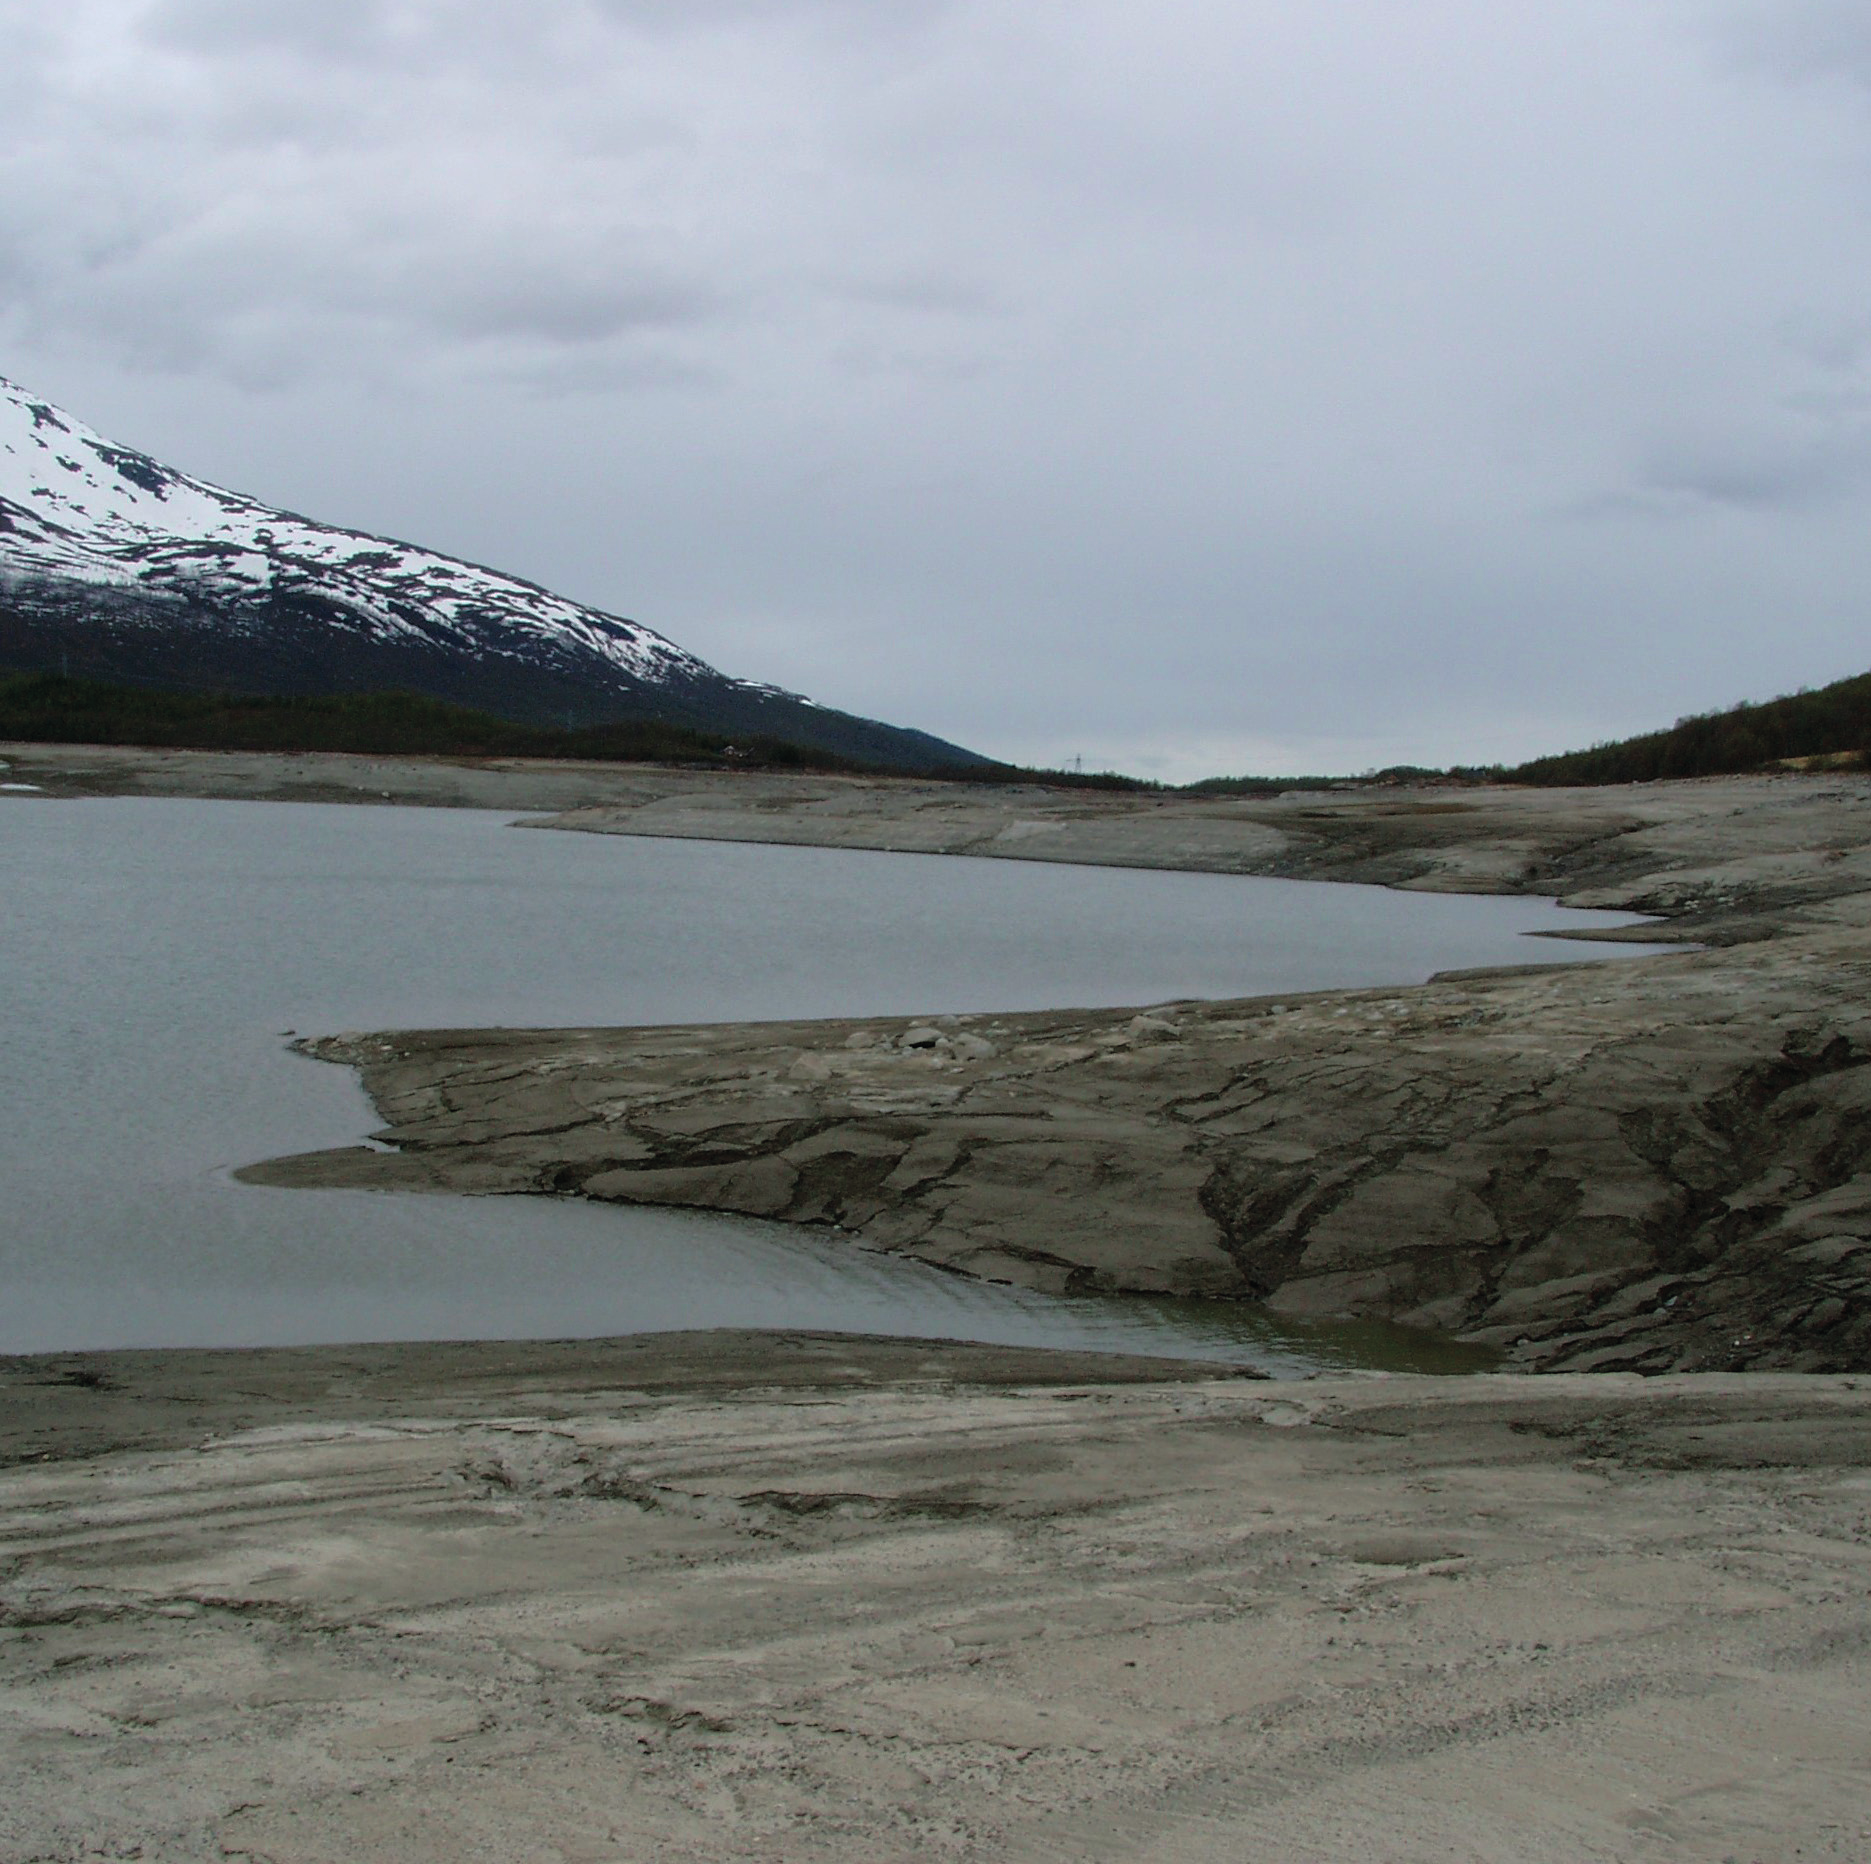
5,0,1870,778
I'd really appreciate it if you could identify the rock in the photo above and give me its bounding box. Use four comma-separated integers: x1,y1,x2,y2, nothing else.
946,1033,999,1061
1125,1015,1181,1044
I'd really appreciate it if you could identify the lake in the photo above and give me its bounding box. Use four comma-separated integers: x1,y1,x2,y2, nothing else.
1,796,1658,1370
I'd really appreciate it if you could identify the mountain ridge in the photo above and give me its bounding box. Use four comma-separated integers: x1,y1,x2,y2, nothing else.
0,376,982,771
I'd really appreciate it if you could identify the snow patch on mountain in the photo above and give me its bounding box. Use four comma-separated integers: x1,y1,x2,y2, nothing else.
0,375,733,694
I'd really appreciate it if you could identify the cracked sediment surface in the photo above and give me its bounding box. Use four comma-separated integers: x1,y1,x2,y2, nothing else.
249,931,1871,1373
3,1344,1869,1860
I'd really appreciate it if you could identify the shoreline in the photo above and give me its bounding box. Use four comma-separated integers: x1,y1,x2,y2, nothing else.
10,740,1870,1373
5,735,1863,930
243,932,1870,1374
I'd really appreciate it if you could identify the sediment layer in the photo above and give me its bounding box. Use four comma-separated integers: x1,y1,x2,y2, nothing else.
247,926,1871,1373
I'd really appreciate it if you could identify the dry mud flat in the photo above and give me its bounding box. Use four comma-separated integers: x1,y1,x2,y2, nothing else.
5,1340,1871,1864
253,930,1871,1377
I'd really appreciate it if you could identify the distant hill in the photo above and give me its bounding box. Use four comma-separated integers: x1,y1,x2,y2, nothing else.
0,375,985,773
1505,670,1871,786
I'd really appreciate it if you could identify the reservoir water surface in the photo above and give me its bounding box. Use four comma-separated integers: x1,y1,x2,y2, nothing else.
3,796,1659,1370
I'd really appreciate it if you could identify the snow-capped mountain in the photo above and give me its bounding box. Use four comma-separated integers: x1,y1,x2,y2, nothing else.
0,376,981,769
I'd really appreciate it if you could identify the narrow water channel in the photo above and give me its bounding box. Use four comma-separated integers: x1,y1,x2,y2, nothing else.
2,796,1657,1368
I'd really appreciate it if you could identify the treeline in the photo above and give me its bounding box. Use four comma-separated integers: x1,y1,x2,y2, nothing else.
1188,671,1871,794
1503,669,1871,787
0,669,1164,789
16,663,1861,796
0,671,860,772
1185,772,1370,797
965,762,1158,793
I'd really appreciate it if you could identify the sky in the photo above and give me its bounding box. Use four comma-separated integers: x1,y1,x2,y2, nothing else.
4,1,1871,780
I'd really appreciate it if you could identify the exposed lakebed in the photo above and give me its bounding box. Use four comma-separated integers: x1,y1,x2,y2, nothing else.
2,796,1657,1367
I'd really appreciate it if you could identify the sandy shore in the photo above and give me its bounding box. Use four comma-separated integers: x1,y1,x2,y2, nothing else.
3,1339,1867,1862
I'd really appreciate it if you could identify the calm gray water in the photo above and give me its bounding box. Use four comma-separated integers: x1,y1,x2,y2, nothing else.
1,796,1656,1370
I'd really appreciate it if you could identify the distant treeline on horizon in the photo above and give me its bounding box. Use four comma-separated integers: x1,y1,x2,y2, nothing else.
1497,668,1871,787
1190,667,1871,793
2,664,1866,792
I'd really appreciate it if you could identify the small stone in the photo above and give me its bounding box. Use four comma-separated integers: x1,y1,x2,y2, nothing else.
1125,1015,1180,1044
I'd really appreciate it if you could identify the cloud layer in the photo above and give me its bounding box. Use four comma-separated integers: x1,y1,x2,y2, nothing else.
5,0,1871,775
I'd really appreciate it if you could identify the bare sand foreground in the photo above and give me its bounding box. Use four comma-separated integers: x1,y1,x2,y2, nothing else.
5,1337,1870,1863
5,743,1871,1858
